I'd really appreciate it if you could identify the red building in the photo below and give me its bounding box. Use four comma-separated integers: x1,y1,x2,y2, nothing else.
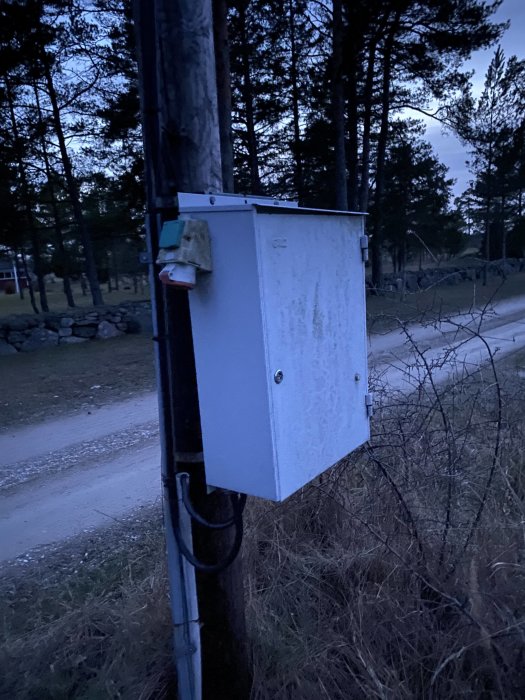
0,259,30,293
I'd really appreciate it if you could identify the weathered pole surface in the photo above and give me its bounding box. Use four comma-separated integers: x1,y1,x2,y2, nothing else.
132,1,252,698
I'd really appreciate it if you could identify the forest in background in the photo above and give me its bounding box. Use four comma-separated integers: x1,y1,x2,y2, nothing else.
0,0,524,311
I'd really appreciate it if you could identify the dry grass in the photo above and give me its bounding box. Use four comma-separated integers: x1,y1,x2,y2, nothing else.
0,505,175,700
3,360,524,698
2,313,525,698
243,323,525,698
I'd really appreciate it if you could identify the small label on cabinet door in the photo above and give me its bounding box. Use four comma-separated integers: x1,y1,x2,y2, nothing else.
272,238,288,248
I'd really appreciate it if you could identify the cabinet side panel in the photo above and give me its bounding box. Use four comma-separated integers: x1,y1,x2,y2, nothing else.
256,213,369,500
187,210,277,499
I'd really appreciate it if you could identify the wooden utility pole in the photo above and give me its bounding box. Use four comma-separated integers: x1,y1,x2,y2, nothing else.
132,2,252,698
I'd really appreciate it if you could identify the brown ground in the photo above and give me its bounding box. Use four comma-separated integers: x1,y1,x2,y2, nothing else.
0,333,156,429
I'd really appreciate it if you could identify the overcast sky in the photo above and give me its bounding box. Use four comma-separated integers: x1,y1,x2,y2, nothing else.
421,0,525,198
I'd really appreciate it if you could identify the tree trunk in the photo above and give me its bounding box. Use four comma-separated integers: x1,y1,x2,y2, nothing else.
358,36,378,212
4,76,47,312
483,141,493,286
33,83,75,308
501,193,506,276
42,60,104,306
288,0,304,202
133,1,251,698
347,60,359,210
518,121,524,220
370,10,401,291
213,0,235,193
332,0,347,210
237,0,262,194
14,253,24,300
111,241,120,290
21,249,39,314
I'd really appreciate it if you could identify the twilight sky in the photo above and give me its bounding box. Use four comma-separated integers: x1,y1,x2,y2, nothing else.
421,0,525,198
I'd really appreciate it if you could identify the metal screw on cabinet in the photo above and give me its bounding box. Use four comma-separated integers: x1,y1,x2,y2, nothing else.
274,370,284,384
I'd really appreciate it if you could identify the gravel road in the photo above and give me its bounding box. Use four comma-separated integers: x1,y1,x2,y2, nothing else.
1,296,524,562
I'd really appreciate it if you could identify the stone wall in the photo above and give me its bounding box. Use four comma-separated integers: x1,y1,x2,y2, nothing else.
2,258,524,354
367,258,525,294
0,301,151,355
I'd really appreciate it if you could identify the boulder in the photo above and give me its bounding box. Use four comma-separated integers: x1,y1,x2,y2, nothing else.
0,340,17,355
418,274,434,289
96,320,122,339
43,315,62,331
75,318,99,327
405,274,419,292
20,328,58,352
7,331,27,344
60,317,75,328
73,325,97,338
59,335,88,345
58,328,73,337
7,317,30,331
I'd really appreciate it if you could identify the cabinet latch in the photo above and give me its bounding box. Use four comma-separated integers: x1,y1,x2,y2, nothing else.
360,235,369,263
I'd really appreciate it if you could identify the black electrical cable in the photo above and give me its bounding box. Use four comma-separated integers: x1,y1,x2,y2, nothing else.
169,491,245,575
180,473,247,530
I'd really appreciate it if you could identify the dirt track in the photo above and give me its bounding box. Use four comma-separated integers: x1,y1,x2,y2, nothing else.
1,296,524,562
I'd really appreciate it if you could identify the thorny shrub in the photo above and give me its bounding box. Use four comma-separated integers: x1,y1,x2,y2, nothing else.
245,307,525,699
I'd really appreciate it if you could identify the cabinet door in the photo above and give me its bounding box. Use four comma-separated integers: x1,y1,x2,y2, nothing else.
256,212,369,500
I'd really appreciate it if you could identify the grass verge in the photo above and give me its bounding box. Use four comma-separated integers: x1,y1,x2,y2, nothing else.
0,504,174,700
2,342,525,698
244,350,525,697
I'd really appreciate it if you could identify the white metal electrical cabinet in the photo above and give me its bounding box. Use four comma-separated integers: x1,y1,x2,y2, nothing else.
180,196,369,501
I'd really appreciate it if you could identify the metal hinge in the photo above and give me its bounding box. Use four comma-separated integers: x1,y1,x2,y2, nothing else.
360,235,369,263
365,393,374,418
